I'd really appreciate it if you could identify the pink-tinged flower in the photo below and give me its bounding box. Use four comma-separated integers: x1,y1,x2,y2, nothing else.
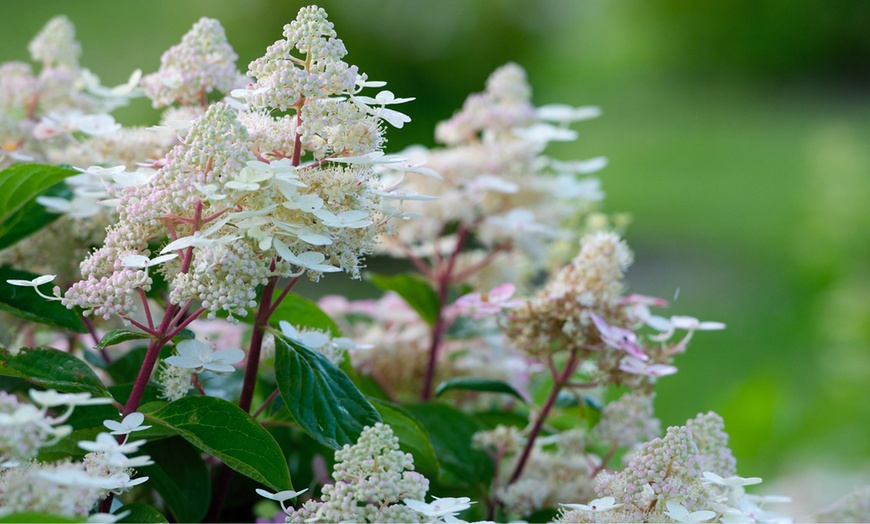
589,312,647,360
619,356,677,377
453,283,522,319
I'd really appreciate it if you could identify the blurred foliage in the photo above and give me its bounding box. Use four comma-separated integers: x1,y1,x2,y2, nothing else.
1,0,869,506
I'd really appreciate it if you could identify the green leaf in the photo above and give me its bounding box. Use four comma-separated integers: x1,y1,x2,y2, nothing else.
0,163,76,246
148,396,292,492
267,292,341,336
368,273,440,325
140,437,211,523
116,504,169,524
0,180,71,251
0,267,86,333
0,513,81,523
96,329,152,351
105,346,172,384
0,346,109,397
275,333,381,450
368,398,440,481
406,403,494,488
435,377,527,402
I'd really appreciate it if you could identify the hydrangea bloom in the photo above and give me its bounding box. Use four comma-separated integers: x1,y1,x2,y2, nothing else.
277,423,430,523
63,6,419,323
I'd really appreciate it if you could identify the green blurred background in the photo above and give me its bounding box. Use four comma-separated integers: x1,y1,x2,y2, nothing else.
3,0,870,511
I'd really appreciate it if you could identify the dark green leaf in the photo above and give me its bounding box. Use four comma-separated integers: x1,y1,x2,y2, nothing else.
0,181,71,251
0,164,76,244
0,346,109,397
96,329,152,351
105,346,171,384
406,403,494,488
368,273,440,325
267,292,341,336
435,377,527,402
0,513,81,523
171,328,195,342
369,398,440,481
275,333,381,450
148,396,292,492
140,437,211,523
116,503,168,524
0,267,86,333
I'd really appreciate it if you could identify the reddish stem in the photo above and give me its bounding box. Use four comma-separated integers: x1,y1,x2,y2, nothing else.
139,288,154,330
420,226,469,400
252,387,280,419
507,349,582,484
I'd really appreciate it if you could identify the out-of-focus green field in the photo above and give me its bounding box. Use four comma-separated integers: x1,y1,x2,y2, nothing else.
3,0,869,508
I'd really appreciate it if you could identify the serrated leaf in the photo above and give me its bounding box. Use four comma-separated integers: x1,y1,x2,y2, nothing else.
96,329,152,351
406,402,494,488
140,437,210,523
148,396,292,492
368,398,440,481
0,346,109,397
0,267,86,333
435,377,527,402
0,180,71,251
116,504,168,524
0,163,76,240
266,292,341,336
368,273,440,325
275,333,381,450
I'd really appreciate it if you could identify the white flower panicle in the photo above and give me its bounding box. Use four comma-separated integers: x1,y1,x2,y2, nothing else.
28,15,81,69
63,6,418,322
378,62,607,290
142,17,242,108
277,423,430,523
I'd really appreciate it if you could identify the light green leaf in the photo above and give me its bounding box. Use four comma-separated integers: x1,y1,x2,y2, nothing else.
0,180,71,251
148,396,292,492
275,333,381,450
0,346,109,397
0,267,86,333
0,513,81,523
435,377,527,402
0,163,76,245
368,273,440,326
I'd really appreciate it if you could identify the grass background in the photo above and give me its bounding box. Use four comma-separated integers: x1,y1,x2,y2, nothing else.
3,0,869,512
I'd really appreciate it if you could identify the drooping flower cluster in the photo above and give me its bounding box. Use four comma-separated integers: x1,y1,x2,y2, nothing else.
505,231,723,391
63,6,422,322
276,423,430,523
